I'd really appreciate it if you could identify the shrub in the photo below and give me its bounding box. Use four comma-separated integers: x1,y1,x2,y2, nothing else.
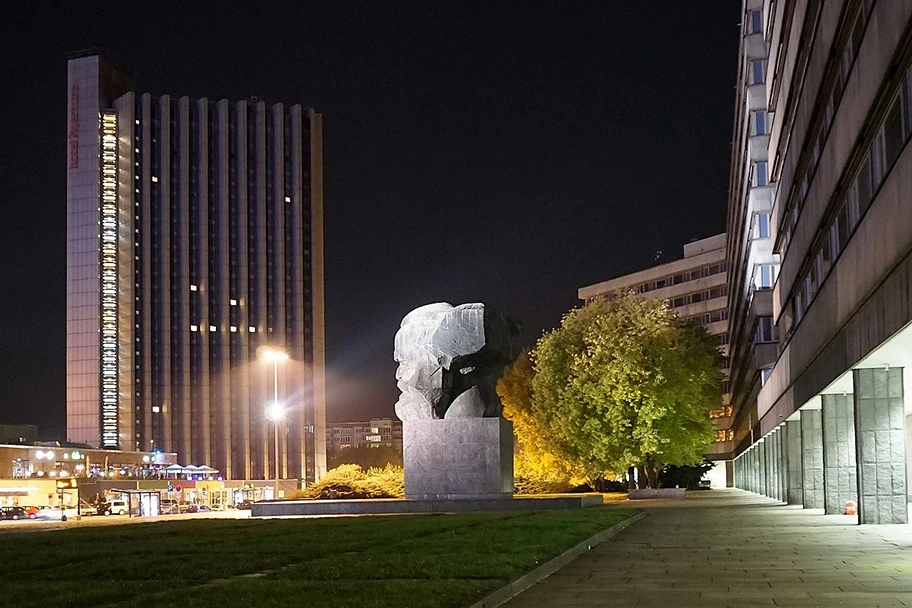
304,464,404,499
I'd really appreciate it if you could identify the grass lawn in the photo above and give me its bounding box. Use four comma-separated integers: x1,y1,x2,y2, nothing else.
0,506,639,608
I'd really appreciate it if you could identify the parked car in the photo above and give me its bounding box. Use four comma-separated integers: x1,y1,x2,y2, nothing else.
236,500,253,510
162,502,194,515
99,499,129,516
0,506,27,520
21,506,40,519
195,505,212,513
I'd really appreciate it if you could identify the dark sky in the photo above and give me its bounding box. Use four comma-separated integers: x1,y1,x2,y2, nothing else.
0,4,738,438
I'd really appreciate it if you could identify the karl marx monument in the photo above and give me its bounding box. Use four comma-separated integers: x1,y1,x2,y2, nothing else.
394,303,521,500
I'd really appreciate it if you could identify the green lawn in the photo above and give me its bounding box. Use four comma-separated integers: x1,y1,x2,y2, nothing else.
0,507,639,608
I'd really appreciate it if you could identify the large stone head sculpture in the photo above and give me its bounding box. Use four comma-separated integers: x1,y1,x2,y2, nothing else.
394,303,521,421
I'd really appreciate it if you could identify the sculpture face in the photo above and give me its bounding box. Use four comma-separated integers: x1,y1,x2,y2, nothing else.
394,302,520,421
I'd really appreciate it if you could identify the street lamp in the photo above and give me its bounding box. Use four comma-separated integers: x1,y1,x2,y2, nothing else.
260,347,289,498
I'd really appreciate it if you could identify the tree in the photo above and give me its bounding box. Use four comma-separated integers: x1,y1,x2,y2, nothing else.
497,351,586,491
532,292,721,488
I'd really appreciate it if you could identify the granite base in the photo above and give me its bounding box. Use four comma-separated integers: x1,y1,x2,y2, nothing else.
251,494,605,517
403,417,514,500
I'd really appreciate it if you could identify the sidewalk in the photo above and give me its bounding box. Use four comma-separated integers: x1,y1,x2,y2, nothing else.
502,489,912,607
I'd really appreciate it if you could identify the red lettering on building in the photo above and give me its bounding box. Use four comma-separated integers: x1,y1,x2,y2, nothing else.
68,85,79,170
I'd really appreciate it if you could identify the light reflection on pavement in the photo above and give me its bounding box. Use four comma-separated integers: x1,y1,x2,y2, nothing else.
0,508,251,533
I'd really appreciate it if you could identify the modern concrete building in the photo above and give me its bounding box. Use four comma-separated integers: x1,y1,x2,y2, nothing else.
66,52,326,483
325,418,403,453
730,2,912,524
579,234,733,484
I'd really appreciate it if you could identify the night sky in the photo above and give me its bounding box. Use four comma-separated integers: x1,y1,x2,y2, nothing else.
0,4,738,439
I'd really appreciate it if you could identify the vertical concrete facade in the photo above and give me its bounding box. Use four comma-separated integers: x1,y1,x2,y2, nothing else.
853,368,908,525
822,394,857,515
800,410,824,509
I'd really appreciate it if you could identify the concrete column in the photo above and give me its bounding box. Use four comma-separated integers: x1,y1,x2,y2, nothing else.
822,394,857,514
749,448,756,492
800,409,824,508
785,419,803,504
759,439,768,497
770,430,781,500
853,368,908,524
754,442,763,494
778,428,787,501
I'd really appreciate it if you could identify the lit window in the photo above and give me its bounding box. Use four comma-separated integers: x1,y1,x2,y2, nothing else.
749,9,762,35
249,327,257,333
152,176,159,183
190,325,198,332
152,406,160,413
230,299,237,306
209,325,217,332
230,326,237,333
753,110,767,135
135,120,140,125
190,284,198,291
754,161,768,187
757,264,776,289
285,196,291,203
756,213,770,239
750,59,765,85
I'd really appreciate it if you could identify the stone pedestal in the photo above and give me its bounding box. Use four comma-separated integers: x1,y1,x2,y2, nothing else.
403,418,513,500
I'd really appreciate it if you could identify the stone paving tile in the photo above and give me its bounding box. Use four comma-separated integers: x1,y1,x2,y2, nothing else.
500,489,912,608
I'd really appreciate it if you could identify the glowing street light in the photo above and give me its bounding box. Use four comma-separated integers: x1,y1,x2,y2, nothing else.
259,347,289,498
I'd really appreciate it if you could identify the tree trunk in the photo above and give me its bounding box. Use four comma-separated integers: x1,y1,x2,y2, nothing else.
645,466,659,489
627,467,636,491
637,466,648,489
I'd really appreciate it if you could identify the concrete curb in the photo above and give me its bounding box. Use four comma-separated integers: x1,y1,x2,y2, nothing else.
466,510,648,608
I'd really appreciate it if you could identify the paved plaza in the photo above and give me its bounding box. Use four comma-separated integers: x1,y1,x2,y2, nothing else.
503,489,912,607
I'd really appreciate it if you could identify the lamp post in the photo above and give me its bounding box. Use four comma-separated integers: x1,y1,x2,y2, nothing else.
260,347,289,499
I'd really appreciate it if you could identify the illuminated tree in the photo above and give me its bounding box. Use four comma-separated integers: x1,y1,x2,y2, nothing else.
532,292,721,488
498,351,585,491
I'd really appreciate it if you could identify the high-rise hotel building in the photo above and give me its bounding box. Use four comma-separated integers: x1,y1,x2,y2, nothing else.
66,52,326,482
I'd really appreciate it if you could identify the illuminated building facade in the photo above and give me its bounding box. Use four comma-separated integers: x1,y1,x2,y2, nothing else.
66,52,326,482
730,2,912,523
325,418,404,453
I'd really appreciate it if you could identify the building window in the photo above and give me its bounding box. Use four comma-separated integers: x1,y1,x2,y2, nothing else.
756,213,770,239
748,9,763,35
754,161,768,187
757,264,776,289
756,317,776,343
753,110,767,135
750,59,766,85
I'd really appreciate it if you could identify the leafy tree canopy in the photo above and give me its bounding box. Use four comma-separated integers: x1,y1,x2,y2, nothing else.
498,351,587,490
531,292,721,486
